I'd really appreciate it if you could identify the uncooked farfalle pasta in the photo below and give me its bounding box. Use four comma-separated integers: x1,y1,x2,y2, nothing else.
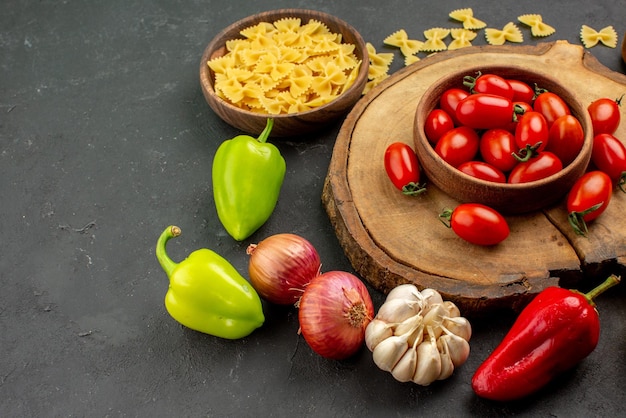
580,25,618,48
208,18,362,114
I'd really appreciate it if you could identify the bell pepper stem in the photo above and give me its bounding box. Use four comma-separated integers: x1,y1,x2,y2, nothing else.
156,225,182,277
583,274,621,306
257,118,274,144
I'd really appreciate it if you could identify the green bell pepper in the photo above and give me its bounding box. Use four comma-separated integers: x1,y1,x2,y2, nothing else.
155,225,264,339
212,119,286,241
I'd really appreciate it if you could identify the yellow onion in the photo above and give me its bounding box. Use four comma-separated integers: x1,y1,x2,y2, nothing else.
247,233,321,305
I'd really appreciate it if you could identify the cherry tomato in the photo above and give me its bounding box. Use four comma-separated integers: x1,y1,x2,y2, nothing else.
587,96,622,135
591,133,626,189
456,93,515,130
504,101,533,133
465,72,514,100
439,203,510,246
508,151,563,184
533,91,570,127
457,161,506,183
384,142,426,195
515,111,549,152
566,171,612,236
546,114,585,166
440,88,469,126
435,126,480,168
424,108,455,144
507,79,535,104
479,129,519,172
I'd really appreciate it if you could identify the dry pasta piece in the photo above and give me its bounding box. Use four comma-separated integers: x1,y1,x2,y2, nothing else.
334,43,359,70
273,17,301,33
207,54,237,74
300,19,332,37
517,14,555,37
449,8,486,30
580,25,618,48
384,29,424,57
485,22,523,45
448,28,477,50
404,54,420,66
422,28,450,52
366,43,394,69
363,74,389,95
240,22,276,40
365,42,393,81
341,66,360,94
255,54,295,82
207,18,361,113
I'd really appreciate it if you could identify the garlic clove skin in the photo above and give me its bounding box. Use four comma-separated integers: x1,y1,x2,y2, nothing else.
393,314,423,337
422,303,447,338
440,333,470,367
443,301,461,318
443,316,472,341
421,288,444,306
436,337,455,380
385,284,422,304
365,319,393,351
376,297,422,324
391,346,418,382
372,334,409,372
412,326,442,386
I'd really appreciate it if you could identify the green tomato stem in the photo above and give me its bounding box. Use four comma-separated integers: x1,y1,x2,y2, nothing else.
438,208,453,228
156,225,181,277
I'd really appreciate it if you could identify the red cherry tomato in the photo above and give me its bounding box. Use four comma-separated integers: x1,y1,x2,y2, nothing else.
591,133,626,189
440,88,469,126
515,111,549,152
439,203,510,246
384,142,426,195
566,171,612,236
456,93,515,130
533,91,570,127
464,72,514,100
508,152,563,183
587,96,622,135
504,101,533,133
424,108,455,144
507,79,535,103
546,114,585,166
435,126,480,168
479,129,519,172
457,161,506,183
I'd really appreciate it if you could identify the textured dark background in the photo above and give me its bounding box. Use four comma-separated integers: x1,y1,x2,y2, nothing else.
1,0,625,416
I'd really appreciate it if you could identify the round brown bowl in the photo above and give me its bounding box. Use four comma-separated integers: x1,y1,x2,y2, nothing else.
199,9,369,137
413,65,593,214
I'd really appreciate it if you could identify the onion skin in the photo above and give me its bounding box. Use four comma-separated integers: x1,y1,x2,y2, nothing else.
247,233,321,305
298,271,374,360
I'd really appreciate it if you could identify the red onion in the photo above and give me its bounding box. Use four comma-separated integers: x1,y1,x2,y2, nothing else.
247,233,321,305
298,271,374,360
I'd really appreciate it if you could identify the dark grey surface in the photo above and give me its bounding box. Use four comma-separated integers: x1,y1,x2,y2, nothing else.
2,0,626,416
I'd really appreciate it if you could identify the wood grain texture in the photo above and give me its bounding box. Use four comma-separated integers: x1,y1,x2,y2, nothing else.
322,41,626,315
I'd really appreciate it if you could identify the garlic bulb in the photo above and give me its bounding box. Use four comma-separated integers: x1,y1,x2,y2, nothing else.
365,284,472,385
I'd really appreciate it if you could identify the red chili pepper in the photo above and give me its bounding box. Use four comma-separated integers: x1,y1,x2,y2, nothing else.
471,274,621,402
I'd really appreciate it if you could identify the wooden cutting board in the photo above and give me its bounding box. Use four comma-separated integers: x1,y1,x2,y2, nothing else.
322,41,626,315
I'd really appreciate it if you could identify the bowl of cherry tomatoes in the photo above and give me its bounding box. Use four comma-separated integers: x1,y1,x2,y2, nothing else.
413,65,593,214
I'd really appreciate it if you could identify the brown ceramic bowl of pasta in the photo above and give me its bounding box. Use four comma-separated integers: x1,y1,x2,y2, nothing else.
200,9,369,137
413,65,593,214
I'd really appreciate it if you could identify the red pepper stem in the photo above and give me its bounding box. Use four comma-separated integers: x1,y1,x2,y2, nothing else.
256,118,274,144
156,225,182,278
582,274,621,306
